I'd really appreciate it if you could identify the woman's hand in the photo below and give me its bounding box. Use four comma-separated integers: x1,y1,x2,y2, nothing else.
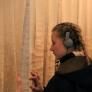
29,71,43,92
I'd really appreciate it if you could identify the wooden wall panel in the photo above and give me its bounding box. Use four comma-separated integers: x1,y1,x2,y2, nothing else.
0,1,4,91
86,0,92,57
0,0,26,92
0,0,92,92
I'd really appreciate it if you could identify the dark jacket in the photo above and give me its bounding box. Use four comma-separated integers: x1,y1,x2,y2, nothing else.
44,53,92,92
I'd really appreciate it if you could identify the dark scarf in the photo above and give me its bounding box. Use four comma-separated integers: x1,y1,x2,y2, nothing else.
56,53,87,74
60,52,75,63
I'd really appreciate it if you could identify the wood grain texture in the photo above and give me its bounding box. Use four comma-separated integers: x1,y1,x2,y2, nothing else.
0,0,26,92
0,0,92,92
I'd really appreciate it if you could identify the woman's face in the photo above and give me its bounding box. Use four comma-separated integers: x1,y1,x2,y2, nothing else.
50,31,67,59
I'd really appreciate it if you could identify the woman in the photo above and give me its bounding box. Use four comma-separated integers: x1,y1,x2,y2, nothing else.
30,22,92,92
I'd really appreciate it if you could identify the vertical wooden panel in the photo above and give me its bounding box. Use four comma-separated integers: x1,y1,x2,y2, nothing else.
3,0,17,91
21,0,30,92
0,1,4,92
78,0,87,40
61,0,71,22
59,0,79,23
13,0,26,74
70,0,79,23
0,0,26,92
86,0,92,57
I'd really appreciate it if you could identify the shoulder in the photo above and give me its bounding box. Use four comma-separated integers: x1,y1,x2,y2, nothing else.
57,55,87,74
